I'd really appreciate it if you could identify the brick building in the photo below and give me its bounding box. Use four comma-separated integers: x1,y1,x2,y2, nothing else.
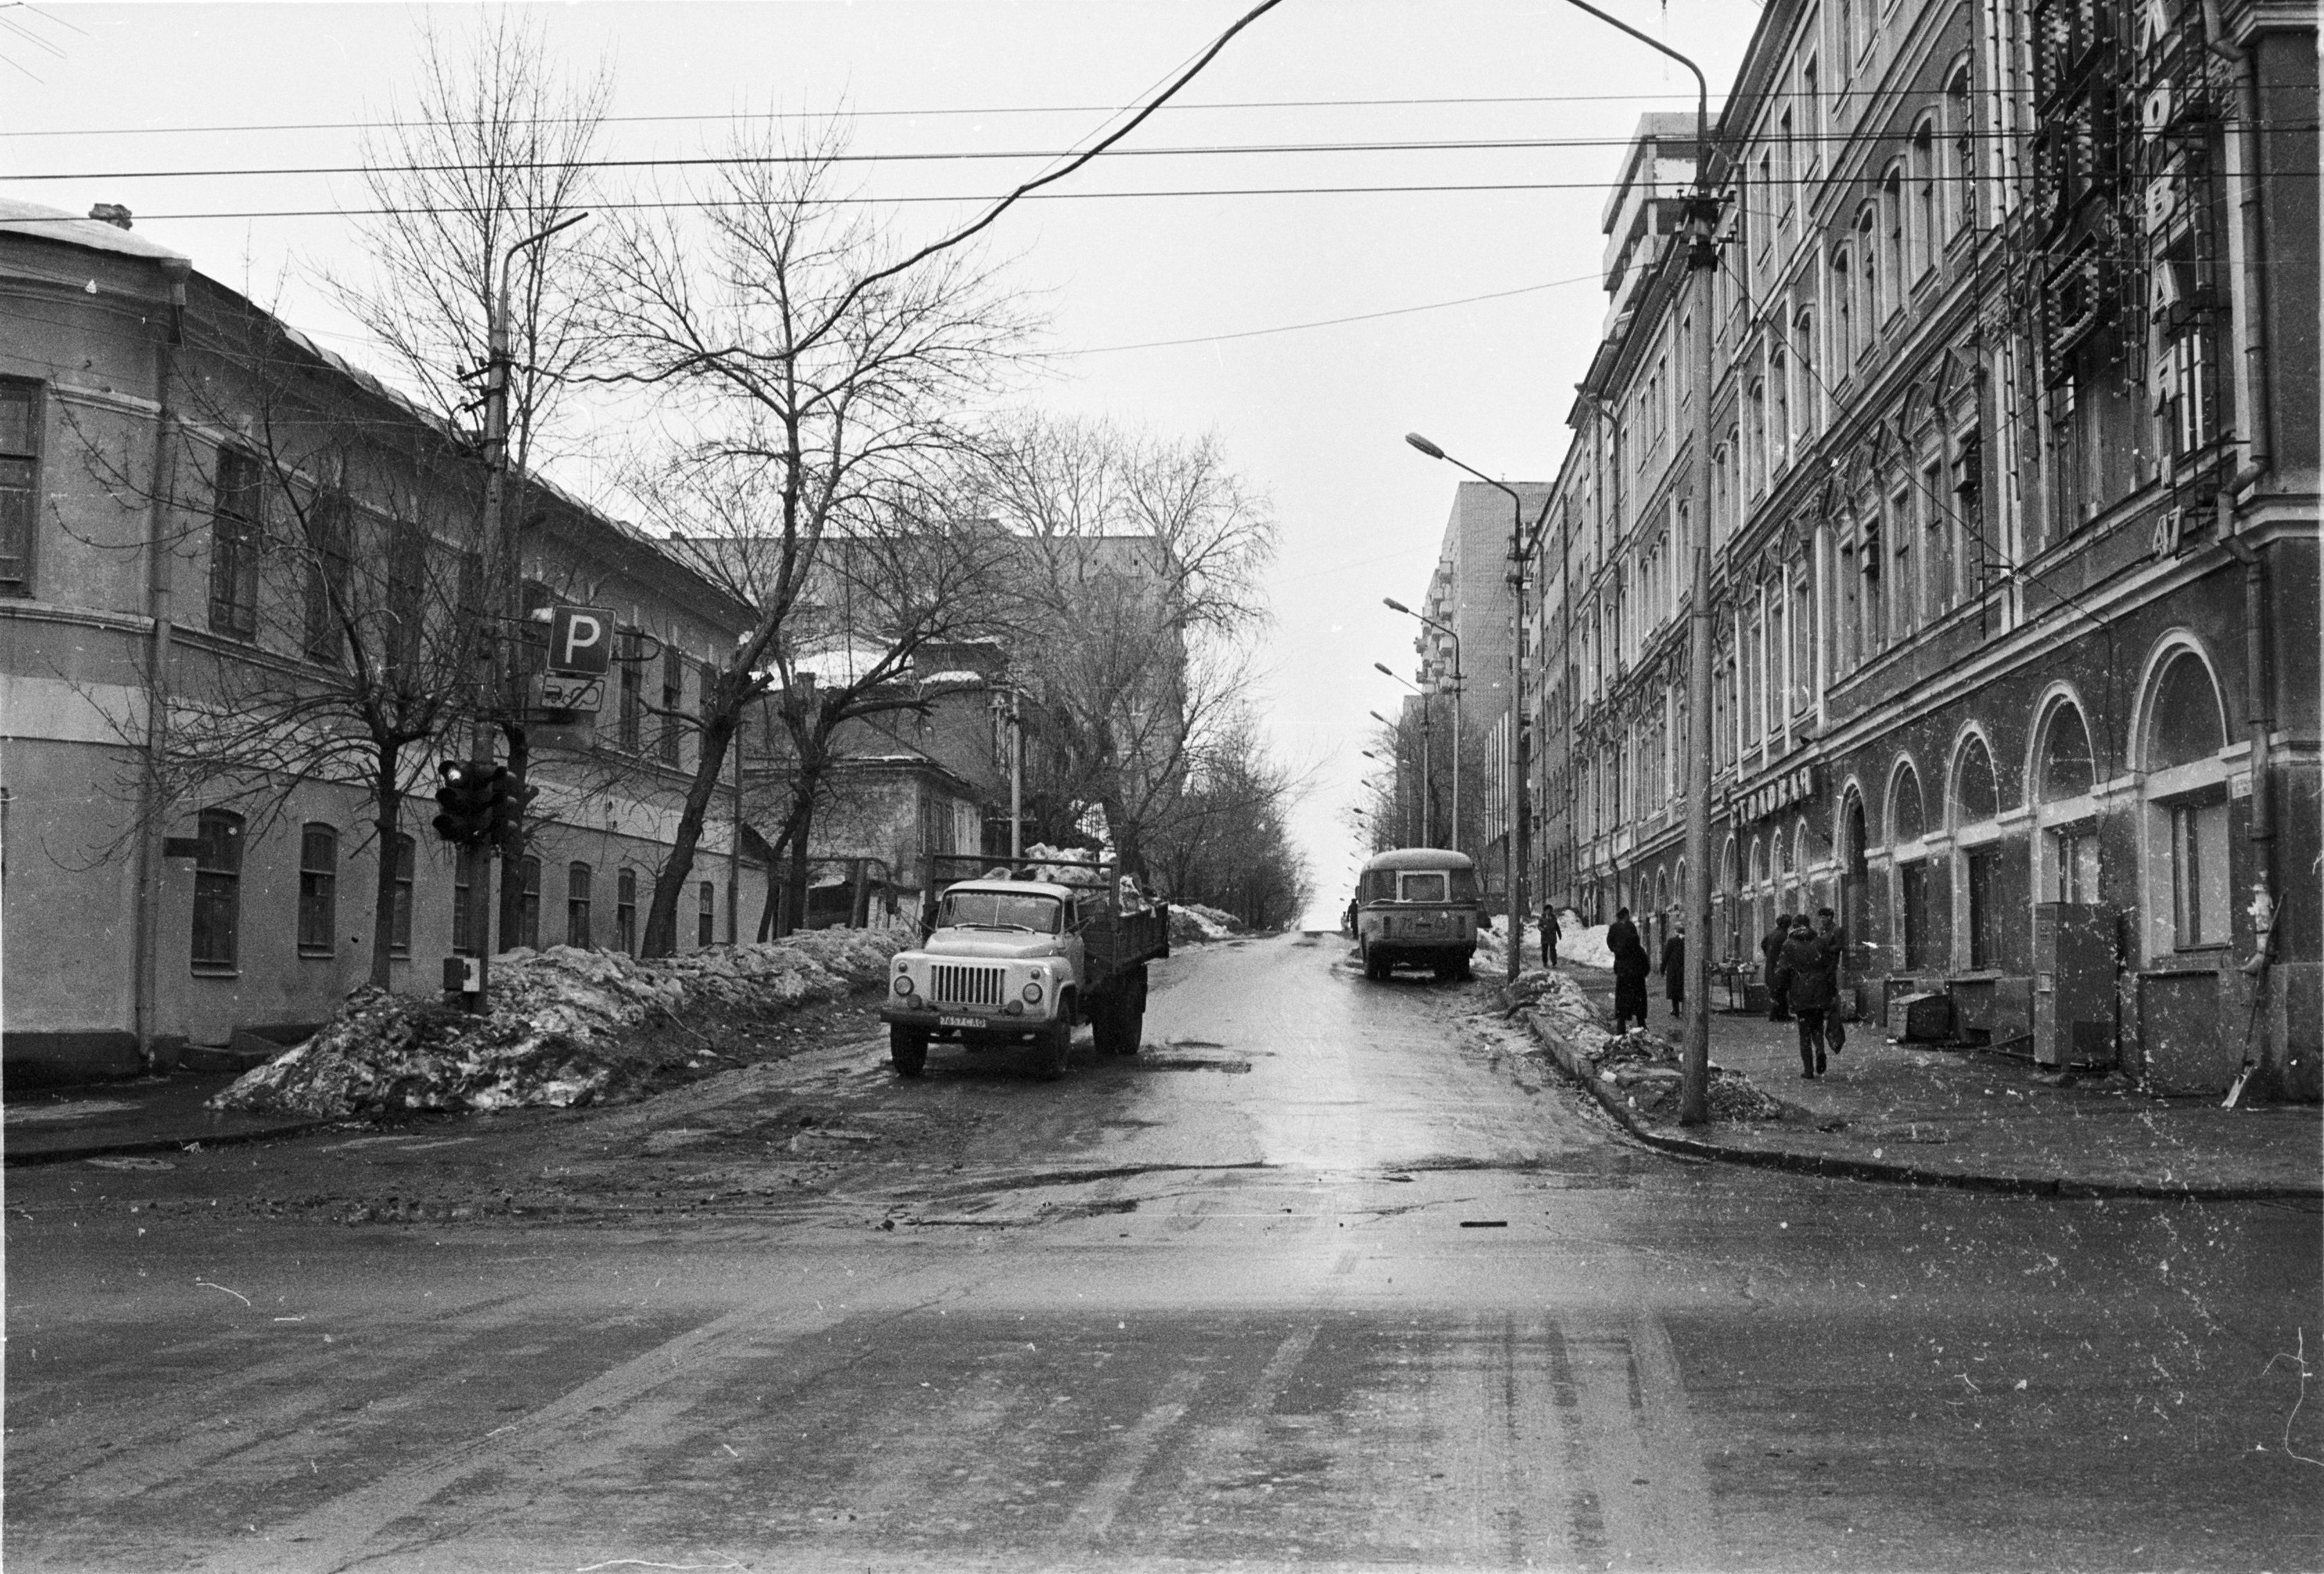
1530,0,2316,1097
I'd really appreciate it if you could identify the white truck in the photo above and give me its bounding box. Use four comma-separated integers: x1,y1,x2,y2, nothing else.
880,854,1170,1079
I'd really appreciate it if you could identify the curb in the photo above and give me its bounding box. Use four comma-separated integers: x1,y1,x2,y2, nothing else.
1511,1005,2322,1204
5,1116,336,1168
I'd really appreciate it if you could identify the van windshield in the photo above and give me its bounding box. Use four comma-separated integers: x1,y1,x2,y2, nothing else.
941,889,1063,933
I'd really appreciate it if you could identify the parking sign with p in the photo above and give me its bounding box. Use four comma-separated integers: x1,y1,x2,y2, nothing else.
549,605,615,675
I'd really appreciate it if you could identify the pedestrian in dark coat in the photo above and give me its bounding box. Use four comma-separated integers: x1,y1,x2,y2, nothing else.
1761,914,1796,1021
1661,927,1686,1016
1541,904,1561,969
1775,918,1835,1077
1814,906,1846,1053
1608,907,1650,1032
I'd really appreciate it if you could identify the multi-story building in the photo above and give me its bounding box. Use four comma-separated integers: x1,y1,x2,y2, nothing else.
0,198,788,1080
1535,0,2316,1098
1403,479,1548,886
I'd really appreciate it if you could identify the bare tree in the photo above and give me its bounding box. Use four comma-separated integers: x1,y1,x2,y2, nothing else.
1148,707,1314,928
591,118,1032,956
972,413,1276,882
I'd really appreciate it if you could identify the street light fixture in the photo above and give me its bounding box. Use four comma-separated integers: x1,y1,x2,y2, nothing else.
1383,596,1463,859
1404,432,1549,990
1372,665,1436,846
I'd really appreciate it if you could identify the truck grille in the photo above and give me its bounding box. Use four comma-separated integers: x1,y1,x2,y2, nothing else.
930,964,1005,1007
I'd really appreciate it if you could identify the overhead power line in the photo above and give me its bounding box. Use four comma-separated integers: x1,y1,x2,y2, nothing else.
1071,272,1601,355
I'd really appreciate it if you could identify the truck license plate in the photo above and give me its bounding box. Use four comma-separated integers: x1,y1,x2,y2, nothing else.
939,1016,982,1029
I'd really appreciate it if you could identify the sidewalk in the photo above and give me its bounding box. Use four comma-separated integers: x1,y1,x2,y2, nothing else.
3,1071,332,1166
1515,956,2320,1201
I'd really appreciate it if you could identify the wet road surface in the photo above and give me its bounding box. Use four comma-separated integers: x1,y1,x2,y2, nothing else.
8,931,2317,1571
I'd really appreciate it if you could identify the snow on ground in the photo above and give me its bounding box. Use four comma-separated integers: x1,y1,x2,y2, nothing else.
212,931,903,1119
1168,902,1244,946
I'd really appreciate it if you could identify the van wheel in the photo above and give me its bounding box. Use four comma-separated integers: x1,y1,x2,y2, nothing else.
889,1026,928,1078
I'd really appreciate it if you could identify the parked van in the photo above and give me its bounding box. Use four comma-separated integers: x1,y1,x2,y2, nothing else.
1354,848,1484,981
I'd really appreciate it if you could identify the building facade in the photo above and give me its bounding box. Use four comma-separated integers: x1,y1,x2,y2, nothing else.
1,199,782,1080
1533,0,2317,1097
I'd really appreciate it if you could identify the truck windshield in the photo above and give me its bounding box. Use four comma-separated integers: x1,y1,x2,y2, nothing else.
941,890,1063,933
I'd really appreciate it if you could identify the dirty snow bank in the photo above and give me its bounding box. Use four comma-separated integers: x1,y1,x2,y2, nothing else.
212,931,903,1119
1505,965,1787,1123
1168,902,1244,946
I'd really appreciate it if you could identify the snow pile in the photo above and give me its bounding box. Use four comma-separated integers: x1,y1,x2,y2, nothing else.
1511,965,1787,1124
211,932,903,1118
1168,902,1243,946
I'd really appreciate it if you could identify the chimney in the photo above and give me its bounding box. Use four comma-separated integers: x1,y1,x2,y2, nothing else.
88,204,133,230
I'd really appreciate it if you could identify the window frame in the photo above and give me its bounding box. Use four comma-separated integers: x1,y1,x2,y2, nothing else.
192,807,244,973
0,376,43,598
698,879,716,947
616,866,639,956
297,823,338,957
567,861,594,949
389,832,416,956
208,448,264,640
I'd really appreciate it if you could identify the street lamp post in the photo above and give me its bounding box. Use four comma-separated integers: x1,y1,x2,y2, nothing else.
1555,0,1720,1125
1403,433,1547,988
1373,668,1436,845
1383,597,1463,858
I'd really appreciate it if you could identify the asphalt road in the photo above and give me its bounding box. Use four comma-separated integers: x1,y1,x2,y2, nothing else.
8,931,2318,1573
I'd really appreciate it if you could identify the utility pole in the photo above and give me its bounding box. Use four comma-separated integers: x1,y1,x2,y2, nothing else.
1556,0,1720,1123
485,212,586,959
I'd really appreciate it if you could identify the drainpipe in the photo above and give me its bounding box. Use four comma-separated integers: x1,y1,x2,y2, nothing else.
133,256,192,1067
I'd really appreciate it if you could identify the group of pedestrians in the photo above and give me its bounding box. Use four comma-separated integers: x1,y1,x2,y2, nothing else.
1762,909,1848,1077
1601,907,1689,1035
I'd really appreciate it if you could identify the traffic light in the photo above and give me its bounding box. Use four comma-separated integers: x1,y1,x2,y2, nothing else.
432,760,494,846
486,767,537,855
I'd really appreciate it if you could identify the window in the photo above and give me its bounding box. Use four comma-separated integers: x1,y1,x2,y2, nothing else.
616,867,638,956
1922,460,1953,619
1900,858,1931,969
1794,311,1817,438
1911,120,1938,278
1789,571,1813,713
1880,168,1904,316
659,646,683,766
390,833,415,956
2039,700,2100,903
192,808,244,971
1965,846,1999,967
2053,825,2100,903
518,856,541,950
1770,348,1791,469
1855,207,1880,330
1945,68,1973,235
0,379,40,596
208,450,263,638
302,491,352,665
298,824,336,956
2170,799,2231,947
619,631,643,752
1832,250,1853,371
698,880,716,947
567,861,593,949
1889,485,1915,642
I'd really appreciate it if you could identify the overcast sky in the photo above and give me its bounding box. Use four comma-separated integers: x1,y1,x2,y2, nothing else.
3,1,1763,920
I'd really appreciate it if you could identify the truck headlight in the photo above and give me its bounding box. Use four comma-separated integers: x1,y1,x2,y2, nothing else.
1023,981,1043,1003
894,975,914,996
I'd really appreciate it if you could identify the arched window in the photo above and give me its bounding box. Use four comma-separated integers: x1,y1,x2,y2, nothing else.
1838,789,1869,958
1795,309,1818,437
192,808,244,971
1890,763,1930,969
2037,699,2101,902
1856,206,1880,328
1769,347,1791,469
1718,837,1741,960
1880,168,1905,316
1831,247,1854,373
2141,649,2233,952
1911,118,1938,277
1952,734,2003,968
1945,65,1973,235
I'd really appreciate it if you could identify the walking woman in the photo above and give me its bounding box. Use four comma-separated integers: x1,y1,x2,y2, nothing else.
1608,906,1651,1033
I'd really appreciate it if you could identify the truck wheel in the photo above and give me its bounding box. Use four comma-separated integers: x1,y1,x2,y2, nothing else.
1118,1000,1144,1055
889,1026,928,1079
1038,1019,1072,1080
